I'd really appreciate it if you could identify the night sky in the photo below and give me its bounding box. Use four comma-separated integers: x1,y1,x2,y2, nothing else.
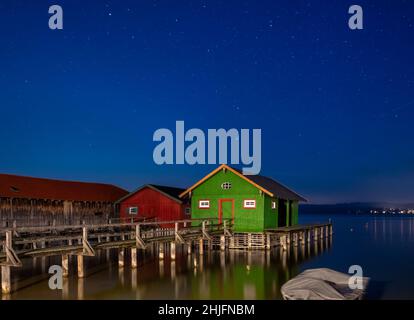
1,0,413,203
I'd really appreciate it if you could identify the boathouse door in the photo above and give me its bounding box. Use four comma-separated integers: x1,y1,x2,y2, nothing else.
219,199,234,224
277,199,287,227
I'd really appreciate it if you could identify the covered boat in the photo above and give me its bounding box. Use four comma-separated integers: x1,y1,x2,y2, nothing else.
281,268,369,300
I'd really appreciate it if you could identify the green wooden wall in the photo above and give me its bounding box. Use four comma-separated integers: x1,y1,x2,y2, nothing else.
191,169,265,232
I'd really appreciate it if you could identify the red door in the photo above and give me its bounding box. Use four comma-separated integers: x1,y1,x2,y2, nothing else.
218,199,234,224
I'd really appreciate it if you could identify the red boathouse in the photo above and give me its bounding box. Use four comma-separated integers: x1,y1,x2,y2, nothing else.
117,184,190,224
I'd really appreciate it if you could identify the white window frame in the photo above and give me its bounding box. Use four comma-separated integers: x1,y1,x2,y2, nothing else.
129,206,138,215
243,200,256,209
271,201,277,209
199,200,210,209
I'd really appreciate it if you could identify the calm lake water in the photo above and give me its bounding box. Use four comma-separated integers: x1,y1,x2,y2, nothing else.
3,213,414,300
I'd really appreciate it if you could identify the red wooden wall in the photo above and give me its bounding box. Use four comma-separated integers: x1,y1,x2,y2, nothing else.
119,187,188,225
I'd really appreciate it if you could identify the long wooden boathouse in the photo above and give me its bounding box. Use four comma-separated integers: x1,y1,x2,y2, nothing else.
0,218,332,294
0,173,128,227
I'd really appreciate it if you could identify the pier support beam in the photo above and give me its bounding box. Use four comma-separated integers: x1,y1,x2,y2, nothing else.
77,255,85,278
199,238,204,255
62,254,69,277
266,234,271,250
171,242,176,260
314,228,318,241
1,231,13,294
187,242,192,255
281,235,287,251
1,266,11,294
159,243,164,260
220,235,226,251
131,248,138,268
118,248,125,267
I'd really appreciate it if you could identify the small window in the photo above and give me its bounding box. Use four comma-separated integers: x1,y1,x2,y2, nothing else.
243,200,256,209
271,201,277,209
221,182,232,190
199,200,210,209
10,186,20,193
129,207,138,215
185,207,191,216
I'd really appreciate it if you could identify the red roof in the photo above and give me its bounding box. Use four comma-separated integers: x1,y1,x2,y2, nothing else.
0,173,128,202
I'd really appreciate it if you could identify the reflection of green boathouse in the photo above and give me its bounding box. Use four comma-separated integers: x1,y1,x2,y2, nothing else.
180,164,307,232
188,238,331,300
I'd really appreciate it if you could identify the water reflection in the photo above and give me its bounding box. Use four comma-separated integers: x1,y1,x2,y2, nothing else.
4,234,332,300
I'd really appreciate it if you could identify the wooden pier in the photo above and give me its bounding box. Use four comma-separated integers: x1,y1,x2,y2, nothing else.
0,219,332,294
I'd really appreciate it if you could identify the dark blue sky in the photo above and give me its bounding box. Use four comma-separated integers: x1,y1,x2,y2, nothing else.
1,0,413,203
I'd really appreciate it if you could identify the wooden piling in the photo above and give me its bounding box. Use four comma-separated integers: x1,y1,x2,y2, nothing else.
118,248,125,267
131,248,138,268
159,243,164,260
187,241,192,255
1,265,11,294
199,238,204,255
77,255,85,278
171,242,176,260
220,235,226,251
266,234,270,250
62,254,69,277
1,231,13,294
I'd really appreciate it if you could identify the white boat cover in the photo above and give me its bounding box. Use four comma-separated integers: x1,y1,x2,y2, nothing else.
281,268,369,300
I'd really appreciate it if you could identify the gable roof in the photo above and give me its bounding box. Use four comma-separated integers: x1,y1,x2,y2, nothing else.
0,173,128,202
179,164,307,202
116,184,185,204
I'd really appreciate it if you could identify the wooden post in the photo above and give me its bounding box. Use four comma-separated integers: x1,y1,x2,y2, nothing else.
1,265,11,294
77,255,85,278
62,254,69,277
171,242,176,260
266,234,271,250
329,224,333,236
118,248,125,267
320,227,324,240
248,233,252,250
199,238,204,255
293,233,298,247
187,241,192,255
131,248,138,268
1,231,13,294
307,229,311,242
159,243,164,260
230,236,235,249
314,227,318,241
174,222,179,242
220,235,226,251
282,235,287,251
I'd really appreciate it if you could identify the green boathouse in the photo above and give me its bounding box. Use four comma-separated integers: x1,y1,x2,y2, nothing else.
179,164,306,232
